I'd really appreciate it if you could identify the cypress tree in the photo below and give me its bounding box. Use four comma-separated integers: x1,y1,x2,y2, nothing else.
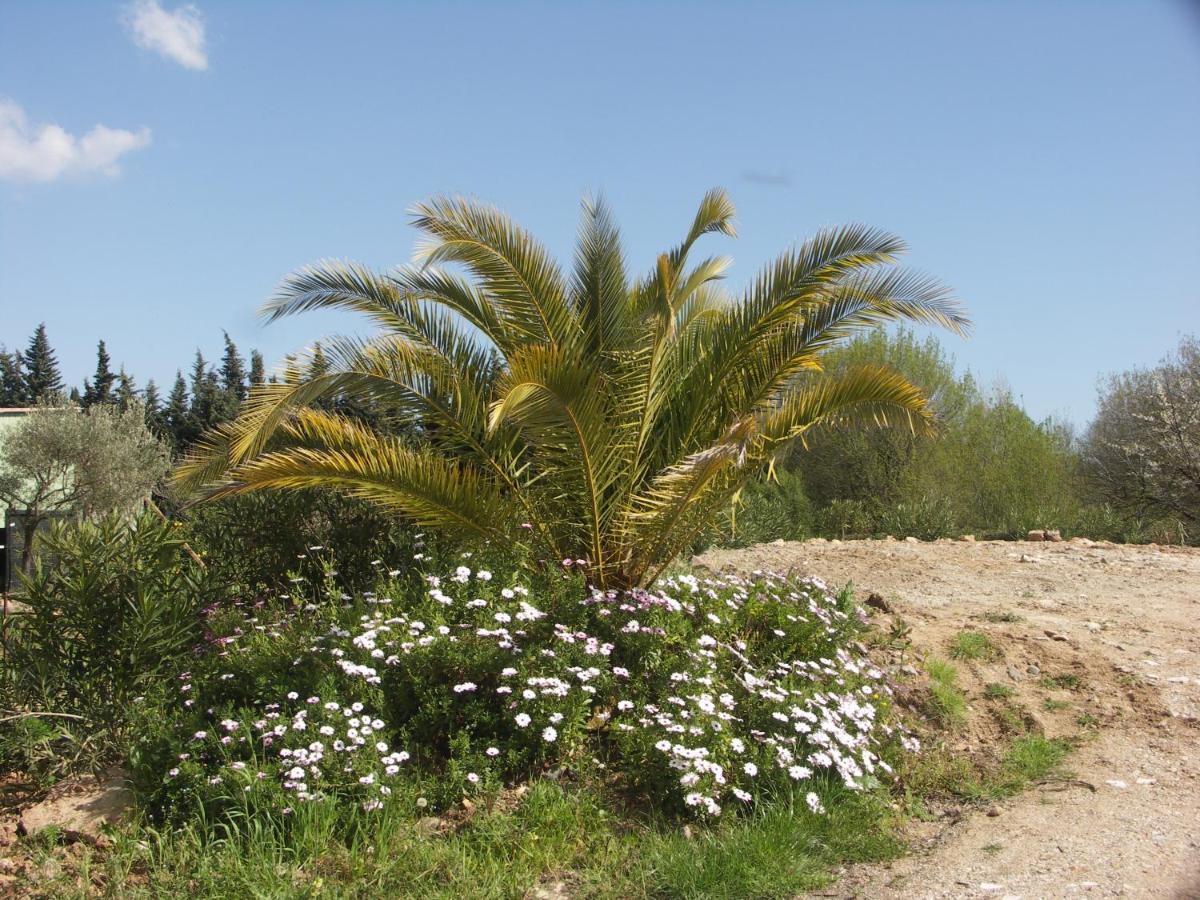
166,371,192,449
0,348,28,406
221,332,247,403
82,339,116,407
249,349,265,387
144,378,167,437
189,351,225,432
22,323,65,402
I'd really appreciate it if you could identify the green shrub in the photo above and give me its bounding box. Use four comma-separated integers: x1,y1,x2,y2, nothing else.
719,469,813,547
1,514,209,776
180,489,449,596
875,494,956,541
815,499,876,539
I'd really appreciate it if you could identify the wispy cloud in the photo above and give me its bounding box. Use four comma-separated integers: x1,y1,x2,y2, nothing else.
0,99,151,183
123,0,208,71
741,169,792,188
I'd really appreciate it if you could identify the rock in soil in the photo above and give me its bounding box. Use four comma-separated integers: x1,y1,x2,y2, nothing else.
17,767,131,843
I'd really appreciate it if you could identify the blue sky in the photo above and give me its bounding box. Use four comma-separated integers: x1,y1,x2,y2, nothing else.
1,1,1196,425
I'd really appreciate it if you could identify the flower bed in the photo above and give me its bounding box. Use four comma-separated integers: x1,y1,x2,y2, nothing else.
152,562,913,824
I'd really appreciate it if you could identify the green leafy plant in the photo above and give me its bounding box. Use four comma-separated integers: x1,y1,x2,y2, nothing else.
0,514,209,776
924,658,967,727
949,631,999,661
175,191,966,588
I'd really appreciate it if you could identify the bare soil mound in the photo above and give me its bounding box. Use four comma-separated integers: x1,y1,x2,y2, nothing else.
698,537,1200,900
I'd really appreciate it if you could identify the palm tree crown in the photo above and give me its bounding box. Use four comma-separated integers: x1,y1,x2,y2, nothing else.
176,190,968,588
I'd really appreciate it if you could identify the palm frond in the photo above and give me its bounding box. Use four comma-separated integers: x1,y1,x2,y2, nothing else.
570,195,629,358
411,196,577,348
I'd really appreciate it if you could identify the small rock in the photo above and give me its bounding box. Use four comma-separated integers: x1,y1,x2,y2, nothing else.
18,767,131,842
1027,530,1046,542
1044,630,1069,642
900,664,920,677
1020,554,1036,563
1085,621,1102,632
958,534,976,542
1166,676,1190,684
1136,777,1156,785
904,536,919,544
1026,664,1041,676
416,816,447,835
1105,779,1128,789
986,806,1001,817
1006,664,1025,681
1045,529,1063,542
864,592,892,613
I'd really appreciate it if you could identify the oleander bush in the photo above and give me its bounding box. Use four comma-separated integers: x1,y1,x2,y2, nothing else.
0,514,210,778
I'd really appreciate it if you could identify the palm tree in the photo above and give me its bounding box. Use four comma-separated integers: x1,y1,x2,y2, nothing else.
175,190,967,588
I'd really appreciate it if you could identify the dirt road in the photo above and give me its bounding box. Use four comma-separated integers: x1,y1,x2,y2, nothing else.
698,538,1200,900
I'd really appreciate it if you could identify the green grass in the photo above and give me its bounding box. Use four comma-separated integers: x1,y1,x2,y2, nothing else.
924,658,967,727
904,735,1070,805
1042,698,1070,712
1040,673,1082,691
948,631,999,661
993,736,1070,794
12,782,904,899
983,682,1014,700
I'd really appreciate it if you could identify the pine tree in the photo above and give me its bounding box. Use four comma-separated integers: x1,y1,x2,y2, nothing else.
143,378,167,437
22,323,65,402
249,349,265,387
115,368,138,411
82,339,116,407
221,333,247,399
0,348,28,406
219,332,247,420
189,351,225,434
165,371,192,449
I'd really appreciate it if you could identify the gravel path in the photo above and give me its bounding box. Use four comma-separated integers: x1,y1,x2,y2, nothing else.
698,538,1200,900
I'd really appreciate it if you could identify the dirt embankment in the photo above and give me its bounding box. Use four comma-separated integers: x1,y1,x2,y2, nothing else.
698,537,1200,900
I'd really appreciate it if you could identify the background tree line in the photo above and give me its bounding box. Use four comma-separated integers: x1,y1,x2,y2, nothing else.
3,321,1196,572
0,324,276,452
717,328,1198,546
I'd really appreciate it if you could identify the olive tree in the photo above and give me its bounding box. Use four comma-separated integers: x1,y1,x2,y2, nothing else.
0,401,171,575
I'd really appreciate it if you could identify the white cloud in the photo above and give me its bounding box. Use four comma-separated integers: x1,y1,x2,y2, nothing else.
0,100,151,183
123,0,208,71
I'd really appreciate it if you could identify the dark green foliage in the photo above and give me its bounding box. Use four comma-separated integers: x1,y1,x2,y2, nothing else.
0,347,28,406
0,514,209,776
220,332,247,404
182,488,441,595
165,371,192,449
248,349,265,387
719,469,813,547
81,339,116,407
21,323,64,402
116,368,138,411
